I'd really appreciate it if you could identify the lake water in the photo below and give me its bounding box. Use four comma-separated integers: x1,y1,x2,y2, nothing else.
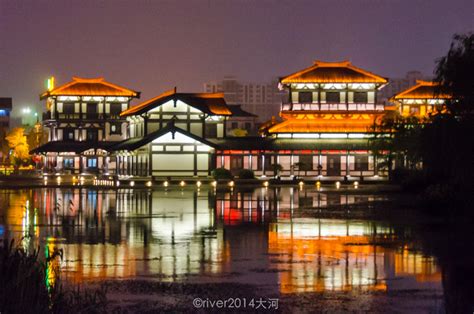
0,185,471,311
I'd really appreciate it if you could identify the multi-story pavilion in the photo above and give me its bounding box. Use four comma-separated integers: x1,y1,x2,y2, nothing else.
214,61,389,178
32,77,140,174
391,80,449,117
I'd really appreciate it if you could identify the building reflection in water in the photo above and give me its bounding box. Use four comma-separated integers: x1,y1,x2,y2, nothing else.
216,187,441,293
0,187,441,293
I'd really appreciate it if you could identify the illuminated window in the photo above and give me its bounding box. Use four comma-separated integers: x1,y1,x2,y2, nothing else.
326,92,340,103
410,107,420,115
87,158,97,168
298,92,312,103
353,92,368,103
230,155,243,170
63,158,74,169
110,123,122,135
257,154,272,171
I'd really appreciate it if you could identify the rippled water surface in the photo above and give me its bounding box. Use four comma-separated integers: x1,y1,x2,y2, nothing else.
6,185,471,312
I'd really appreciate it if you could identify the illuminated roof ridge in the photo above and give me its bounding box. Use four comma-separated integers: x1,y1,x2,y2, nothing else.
392,80,449,100
415,80,439,86
71,76,105,82
313,60,352,67
280,59,387,84
181,92,225,98
40,76,140,99
120,87,231,117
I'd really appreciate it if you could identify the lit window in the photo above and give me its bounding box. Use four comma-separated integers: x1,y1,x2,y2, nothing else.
63,158,74,169
87,158,97,168
110,123,122,135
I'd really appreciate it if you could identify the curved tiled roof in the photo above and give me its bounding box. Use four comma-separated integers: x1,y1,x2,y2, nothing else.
280,60,387,84
120,88,232,117
392,80,451,100
40,77,140,99
266,113,381,133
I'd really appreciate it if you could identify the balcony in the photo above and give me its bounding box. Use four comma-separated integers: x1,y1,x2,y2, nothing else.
281,103,385,112
42,112,124,121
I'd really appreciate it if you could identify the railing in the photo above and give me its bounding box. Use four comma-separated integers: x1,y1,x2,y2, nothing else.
43,112,124,120
281,103,385,111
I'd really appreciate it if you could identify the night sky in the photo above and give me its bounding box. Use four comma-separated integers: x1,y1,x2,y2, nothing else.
1,0,473,119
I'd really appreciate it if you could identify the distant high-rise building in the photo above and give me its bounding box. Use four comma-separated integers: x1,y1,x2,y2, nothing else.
378,71,431,105
204,76,286,122
0,97,12,129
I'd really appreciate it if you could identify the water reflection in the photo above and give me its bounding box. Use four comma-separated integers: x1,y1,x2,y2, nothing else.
0,187,442,295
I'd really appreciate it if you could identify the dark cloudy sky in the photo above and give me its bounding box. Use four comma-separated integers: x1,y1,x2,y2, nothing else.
1,0,473,117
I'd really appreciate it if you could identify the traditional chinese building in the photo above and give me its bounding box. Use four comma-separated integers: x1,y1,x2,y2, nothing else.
34,60,392,180
214,61,389,178
113,89,232,177
391,80,449,117
32,77,140,174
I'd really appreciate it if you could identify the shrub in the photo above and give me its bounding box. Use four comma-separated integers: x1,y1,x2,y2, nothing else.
0,239,108,313
270,164,283,176
238,169,255,179
212,168,233,180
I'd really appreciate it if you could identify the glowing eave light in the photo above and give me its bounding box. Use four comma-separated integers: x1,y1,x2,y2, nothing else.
335,181,341,189
130,181,135,187
321,133,349,139
196,181,202,188
228,181,234,187
146,181,152,187
263,181,269,187
211,181,217,187
163,181,169,187
354,181,359,189
180,181,186,187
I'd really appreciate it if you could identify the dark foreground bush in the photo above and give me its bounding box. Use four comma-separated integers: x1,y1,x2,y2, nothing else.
0,239,108,314
238,169,255,179
212,168,233,180
392,169,429,192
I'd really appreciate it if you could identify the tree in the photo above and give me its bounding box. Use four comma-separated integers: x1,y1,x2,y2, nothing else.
270,163,283,178
0,128,9,163
6,128,30,170
435,33,474,116
423,32,474,188
294,161,309,177
369,111,425,179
